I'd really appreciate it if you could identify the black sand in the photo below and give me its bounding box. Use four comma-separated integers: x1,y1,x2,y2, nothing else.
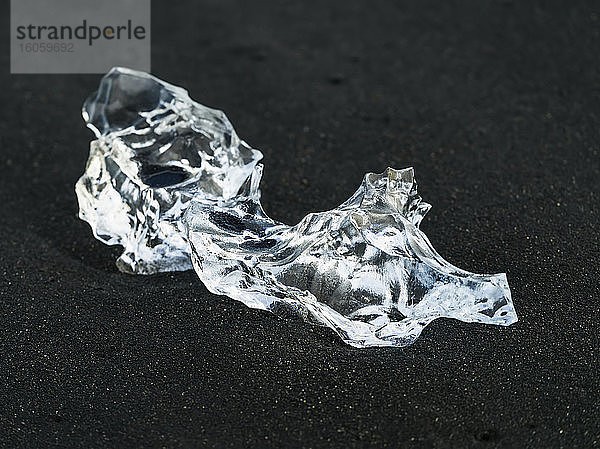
1,1,599,447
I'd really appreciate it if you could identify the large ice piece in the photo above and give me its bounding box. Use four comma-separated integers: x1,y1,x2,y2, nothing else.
76,68,262,273
184,166,517,347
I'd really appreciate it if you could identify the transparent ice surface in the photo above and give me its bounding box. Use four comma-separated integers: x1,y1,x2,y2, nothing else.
77,68,517,347
76,67,262,273
184,165,517,347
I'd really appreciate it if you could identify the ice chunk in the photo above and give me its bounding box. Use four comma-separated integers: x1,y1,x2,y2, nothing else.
184,166,517,347
76,68,517,347
76,67,263,274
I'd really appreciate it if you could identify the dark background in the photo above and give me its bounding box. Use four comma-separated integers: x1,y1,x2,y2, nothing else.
1,1,599,447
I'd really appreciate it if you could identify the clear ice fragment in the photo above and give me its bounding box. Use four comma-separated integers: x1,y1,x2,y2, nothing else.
184,166,517,347
77,68,517,347
76,67,262,273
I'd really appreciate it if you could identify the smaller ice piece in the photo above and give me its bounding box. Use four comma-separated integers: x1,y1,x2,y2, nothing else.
184,166,517,347
75,68,263,274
